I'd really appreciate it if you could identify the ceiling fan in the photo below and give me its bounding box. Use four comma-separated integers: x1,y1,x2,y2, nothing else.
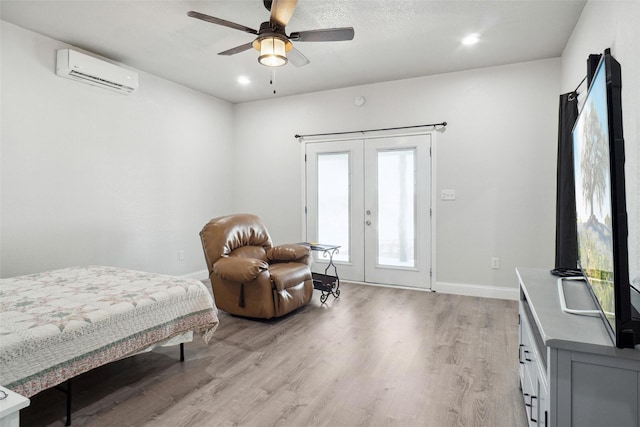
187,0,355,67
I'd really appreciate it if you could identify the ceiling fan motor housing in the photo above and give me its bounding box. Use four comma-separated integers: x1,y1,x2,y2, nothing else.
252,22,292,52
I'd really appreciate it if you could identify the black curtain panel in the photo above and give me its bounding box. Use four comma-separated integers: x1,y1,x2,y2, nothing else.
553,91,579,273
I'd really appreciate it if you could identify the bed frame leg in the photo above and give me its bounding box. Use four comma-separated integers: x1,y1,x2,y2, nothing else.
180,342,185,362
55,379,72,425
65,379,72,426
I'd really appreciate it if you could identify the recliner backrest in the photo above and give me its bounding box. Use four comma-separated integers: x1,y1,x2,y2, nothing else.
200,214,273,274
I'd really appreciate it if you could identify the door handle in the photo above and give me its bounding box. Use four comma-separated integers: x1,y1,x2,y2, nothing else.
366,220,371,226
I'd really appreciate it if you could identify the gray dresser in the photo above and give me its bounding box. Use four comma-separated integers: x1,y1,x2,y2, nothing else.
517,268,640,427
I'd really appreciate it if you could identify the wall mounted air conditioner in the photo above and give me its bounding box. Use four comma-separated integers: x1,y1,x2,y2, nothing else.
56,49,139,95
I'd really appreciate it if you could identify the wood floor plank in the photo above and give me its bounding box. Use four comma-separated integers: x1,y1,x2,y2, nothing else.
20,282,527,426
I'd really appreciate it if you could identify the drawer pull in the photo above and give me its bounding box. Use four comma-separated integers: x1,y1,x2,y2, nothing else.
530,395,538,422
519,344,524,364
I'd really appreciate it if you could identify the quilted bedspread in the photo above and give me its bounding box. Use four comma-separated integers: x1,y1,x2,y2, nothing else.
0,266,219,397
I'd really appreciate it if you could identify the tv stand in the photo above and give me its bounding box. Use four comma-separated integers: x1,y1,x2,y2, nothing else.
517,268,640,427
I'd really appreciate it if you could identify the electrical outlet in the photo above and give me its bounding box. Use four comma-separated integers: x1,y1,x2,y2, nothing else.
491,257,500,269
441,189,456,201
178,250,185,262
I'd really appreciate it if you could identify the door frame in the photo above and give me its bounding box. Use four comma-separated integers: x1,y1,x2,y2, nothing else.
299,129,437,290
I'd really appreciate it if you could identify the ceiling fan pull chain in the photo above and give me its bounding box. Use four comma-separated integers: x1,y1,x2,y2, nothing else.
271,69,277,94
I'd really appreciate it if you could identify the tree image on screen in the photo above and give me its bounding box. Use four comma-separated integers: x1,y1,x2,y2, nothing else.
581,107,607,222
574,70,615,322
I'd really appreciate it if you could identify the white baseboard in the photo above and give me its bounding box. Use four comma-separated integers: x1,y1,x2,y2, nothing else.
182,269,209,281
434,281,519,301
341,280,517,301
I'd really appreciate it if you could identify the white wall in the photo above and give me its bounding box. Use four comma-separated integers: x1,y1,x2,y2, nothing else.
233,59,561,296
7,2,635,294
0,21,235,278
561,0,640,283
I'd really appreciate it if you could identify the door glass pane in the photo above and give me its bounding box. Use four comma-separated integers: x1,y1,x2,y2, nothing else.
377,149,415,267
317,153,349,262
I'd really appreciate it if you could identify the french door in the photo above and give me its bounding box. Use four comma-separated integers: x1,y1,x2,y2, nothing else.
305,134,432,289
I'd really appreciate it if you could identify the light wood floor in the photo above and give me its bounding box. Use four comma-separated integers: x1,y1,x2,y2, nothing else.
22,282,527,427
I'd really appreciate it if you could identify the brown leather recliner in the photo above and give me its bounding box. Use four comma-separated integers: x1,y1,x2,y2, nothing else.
199,214,313,319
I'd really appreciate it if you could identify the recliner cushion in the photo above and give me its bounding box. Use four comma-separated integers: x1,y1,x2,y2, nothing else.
267,244,310,263
214,257,268,283
269,262,312,292
231,245,268,261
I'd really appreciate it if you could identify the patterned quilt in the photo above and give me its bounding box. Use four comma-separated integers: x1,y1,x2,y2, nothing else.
0,266,219,397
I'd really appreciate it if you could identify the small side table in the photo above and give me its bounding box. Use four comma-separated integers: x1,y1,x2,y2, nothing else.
0,386,30,427
301,243,341,303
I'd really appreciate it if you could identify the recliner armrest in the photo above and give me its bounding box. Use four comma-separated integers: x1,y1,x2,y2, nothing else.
213,257,268,282
267,244,312,266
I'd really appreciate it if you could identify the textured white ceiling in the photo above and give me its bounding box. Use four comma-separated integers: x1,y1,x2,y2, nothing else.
0,0,586,104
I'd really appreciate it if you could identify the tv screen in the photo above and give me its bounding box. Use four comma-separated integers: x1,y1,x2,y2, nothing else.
572,49,639,348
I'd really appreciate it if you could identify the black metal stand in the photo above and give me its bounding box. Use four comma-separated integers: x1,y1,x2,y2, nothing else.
305,243,341,303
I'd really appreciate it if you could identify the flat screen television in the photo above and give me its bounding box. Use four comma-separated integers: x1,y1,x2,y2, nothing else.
571,48,640,348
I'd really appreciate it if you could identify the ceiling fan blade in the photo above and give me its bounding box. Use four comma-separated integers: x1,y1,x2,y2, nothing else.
290,27,355,42
270,0,298,28
288,47,310,67
218,42,255,56
187,11,258,35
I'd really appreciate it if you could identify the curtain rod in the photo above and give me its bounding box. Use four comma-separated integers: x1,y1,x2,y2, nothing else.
295,121,447,139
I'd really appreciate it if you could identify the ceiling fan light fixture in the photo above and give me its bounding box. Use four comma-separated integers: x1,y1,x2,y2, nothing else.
257,36,288,67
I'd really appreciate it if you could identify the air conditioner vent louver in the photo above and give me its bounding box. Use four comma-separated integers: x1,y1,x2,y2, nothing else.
67,70,135,93
56,49,139,95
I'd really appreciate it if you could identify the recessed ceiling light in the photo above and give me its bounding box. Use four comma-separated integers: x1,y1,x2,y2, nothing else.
237,76,251,85
462,33,480,46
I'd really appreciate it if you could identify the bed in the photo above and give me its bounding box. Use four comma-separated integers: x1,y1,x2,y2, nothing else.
0,265,219,399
